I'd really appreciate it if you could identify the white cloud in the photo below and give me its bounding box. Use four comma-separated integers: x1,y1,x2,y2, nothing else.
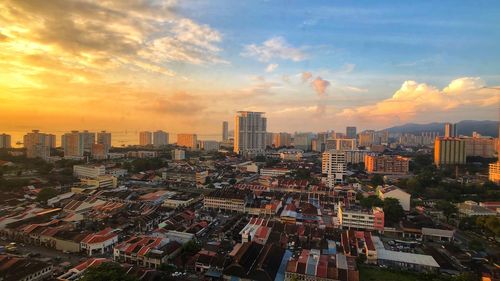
242,36,306,62
301,71,313,82
311,76,330,95
337,77,497,125
265,63,279,73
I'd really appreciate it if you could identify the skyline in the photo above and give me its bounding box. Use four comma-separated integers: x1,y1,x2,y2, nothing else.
1,0,500,137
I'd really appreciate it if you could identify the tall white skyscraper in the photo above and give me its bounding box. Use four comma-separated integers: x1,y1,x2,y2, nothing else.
234,111,267,154
322,150,346,187
81,130,96,151
222,121,228,141
153,130,169,147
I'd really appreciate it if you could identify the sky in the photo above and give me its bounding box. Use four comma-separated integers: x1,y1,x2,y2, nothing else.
0,0,499,143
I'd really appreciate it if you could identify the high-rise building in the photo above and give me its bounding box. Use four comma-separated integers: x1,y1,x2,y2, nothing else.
326,139,357,151
460,134,497,158
346,126,357,139
91,143,107,159
222,121,229,142
97,131,112,152
0,134,11,148
359,130,375,147
139,131,152,146
81,130,95,151
444,123,457,138
177,134,198,149
315,132,329,152
489,162,500,184
234,111,267,154
365,155,410,175
62,131,85,157
322,150,346,187
200,140,220,151
24,130,53,159
273,132,292,147
153,130,169,147
434,137,466,167
293,133,313,151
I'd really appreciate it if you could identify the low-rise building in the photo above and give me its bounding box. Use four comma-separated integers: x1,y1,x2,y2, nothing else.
80,227,119,256
365,155,409,175
80,175,117,189
377,185,411,211
260,168,290,177
0,255,53,281
73,165,106,179
203,188,253,213
489,162,500,184
457,201,497,217
113,236,181,269
337,204,384,231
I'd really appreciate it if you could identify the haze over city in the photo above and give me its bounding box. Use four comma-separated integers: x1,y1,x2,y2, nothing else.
1,0,499,139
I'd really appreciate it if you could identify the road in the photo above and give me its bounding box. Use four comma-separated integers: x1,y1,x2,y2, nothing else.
0,240,88,266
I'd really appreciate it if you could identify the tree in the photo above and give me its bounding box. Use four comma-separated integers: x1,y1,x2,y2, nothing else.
80,262,138,281
370,174,384,187
359,195,383,209
36,187,58,203
383,198,405,226
435,200,458,221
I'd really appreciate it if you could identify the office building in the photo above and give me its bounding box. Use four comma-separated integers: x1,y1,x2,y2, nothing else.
153,130,169,147
365,155,410,175
293,133,313,151
434,137,466,167
24,130,54,159
222,121,229,141
0,133,11,148
346,126,357,139
97,131,112,151
273,132,292,147
322,150,346,187
62,131,85,157
73,164,105,179
139,131,152,146
444,123,457,138
234,111,267,154
177,134,198,149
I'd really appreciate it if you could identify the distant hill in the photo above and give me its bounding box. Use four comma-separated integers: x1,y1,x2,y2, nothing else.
384,120,499,137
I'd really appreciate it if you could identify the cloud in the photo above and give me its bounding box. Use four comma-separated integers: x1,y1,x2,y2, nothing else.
242,36,306,62
301,72,313,82
265,63,279,73
311,76,330,95
0,0,225,82
337,77,497,125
